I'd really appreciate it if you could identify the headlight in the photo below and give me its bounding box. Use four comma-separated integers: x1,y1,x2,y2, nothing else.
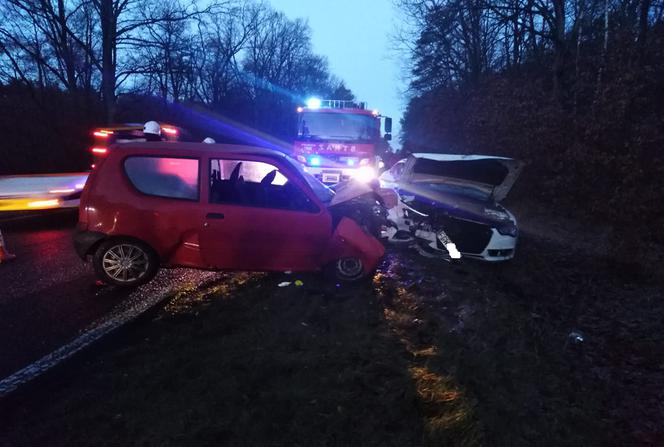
352,166,376,183
497,223,518,237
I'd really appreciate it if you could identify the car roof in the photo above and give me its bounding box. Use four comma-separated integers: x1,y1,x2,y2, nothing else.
110,141,291,160
411,152,515,162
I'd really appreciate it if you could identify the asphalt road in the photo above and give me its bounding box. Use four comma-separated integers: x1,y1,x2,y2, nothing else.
0,211,217,379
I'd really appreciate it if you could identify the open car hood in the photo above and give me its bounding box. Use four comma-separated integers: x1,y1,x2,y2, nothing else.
406,153,523,202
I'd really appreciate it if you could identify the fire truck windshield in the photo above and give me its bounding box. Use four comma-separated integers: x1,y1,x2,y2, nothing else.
298,112,378,142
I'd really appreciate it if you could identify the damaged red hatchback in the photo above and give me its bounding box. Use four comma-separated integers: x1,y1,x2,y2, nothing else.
74,142,387,286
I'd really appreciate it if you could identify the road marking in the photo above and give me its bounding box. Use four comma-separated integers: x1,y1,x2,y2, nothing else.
0,271,221,397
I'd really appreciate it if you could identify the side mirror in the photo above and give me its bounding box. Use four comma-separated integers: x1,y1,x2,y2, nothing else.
384,117,392,134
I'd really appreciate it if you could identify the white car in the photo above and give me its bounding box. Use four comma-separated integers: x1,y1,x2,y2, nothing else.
380,153,523,261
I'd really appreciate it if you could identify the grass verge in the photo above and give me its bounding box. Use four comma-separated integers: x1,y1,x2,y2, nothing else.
3,231,662,446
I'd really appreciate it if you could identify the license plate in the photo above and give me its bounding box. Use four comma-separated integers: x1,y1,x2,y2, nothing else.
322,173,340,183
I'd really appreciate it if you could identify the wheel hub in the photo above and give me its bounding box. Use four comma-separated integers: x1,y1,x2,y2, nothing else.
102,244,149,283
337,257,363,278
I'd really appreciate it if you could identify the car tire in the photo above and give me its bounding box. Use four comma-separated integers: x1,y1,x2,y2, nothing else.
93,238,159,287
327,257,367,282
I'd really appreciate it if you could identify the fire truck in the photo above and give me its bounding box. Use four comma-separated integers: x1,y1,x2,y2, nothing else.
293,98,392,185
89,122,184,168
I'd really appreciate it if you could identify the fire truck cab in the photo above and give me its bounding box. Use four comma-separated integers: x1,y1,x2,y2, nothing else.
293,99,392,185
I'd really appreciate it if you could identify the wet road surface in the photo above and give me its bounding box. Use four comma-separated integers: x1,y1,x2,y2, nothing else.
0,211,217,379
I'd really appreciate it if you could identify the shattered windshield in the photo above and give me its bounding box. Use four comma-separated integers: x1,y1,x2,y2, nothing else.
298,112,378,141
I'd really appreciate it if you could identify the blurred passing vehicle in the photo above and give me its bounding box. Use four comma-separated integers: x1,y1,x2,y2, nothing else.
74,142,390,286
0,172,88,212
380,153,523,261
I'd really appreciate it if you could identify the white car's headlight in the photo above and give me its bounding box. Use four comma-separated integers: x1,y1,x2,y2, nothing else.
497,222,518,237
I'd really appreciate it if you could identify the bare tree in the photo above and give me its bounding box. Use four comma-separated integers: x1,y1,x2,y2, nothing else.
0,0,96,91
191,1,267,105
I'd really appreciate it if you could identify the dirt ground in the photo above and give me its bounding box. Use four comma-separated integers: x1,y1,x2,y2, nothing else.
2,207,663,447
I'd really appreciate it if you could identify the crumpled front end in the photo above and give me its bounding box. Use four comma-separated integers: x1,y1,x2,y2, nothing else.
328,179,398,238
322,217,385,275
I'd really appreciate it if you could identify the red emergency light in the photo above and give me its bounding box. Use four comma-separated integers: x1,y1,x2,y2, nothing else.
91,147,108,154
161,126,178,136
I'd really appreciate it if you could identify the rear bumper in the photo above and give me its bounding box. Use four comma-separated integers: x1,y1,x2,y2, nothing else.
73,231,106,259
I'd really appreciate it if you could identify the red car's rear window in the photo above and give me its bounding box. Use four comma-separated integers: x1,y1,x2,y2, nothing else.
124,156,199,201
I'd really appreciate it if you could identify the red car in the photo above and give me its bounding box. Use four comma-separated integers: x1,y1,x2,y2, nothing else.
74,142,387,286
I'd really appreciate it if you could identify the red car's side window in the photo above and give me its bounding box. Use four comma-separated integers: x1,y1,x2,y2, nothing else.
209,158,318,213
124,156,199,201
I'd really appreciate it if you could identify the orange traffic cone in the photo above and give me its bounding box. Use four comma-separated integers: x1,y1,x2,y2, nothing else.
0,229,16,263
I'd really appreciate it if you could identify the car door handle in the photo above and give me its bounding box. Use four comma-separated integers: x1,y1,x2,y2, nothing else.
206,212,225,219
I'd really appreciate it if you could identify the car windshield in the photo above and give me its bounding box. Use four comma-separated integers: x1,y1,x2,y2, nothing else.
285,155,335,203
298,112,378,141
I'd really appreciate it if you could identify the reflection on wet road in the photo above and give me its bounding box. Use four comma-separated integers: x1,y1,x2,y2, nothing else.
0,211,221,380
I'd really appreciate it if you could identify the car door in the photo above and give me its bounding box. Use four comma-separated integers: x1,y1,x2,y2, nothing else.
199,155,332,272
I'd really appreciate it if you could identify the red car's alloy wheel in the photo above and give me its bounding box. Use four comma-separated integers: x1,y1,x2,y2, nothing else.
93,239,159,287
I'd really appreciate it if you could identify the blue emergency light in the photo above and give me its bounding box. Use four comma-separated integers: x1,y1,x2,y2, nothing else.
309,156,321,166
